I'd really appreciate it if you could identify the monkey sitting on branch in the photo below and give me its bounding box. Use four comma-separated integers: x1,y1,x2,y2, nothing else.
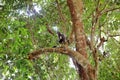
52,31,68,48
57,31,66,44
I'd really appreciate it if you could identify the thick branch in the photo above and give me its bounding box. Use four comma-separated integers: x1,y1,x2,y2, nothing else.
28,47,89,69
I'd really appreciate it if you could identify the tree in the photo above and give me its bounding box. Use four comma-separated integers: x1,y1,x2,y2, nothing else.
0,0,120,80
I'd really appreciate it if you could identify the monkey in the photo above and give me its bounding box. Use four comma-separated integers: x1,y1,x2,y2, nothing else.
52,31,66,48
52,31,69,48
57,31,66,44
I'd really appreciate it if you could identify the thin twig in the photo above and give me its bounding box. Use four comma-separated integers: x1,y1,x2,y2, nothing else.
46,24,54,35
99,0,110,12
91,0,100,50
90,1,101,78
108,34,120,37
56,0,67,33
101,7,120,14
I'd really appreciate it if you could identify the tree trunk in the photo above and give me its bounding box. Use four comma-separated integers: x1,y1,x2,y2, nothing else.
67,0,95,80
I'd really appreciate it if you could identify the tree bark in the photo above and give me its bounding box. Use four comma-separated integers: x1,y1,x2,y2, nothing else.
67,0,95,80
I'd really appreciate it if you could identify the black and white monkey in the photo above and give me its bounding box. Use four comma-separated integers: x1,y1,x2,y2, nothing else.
53,31,69,48
57,31,66,44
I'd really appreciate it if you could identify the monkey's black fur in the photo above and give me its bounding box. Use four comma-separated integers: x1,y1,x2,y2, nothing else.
57,31,66,44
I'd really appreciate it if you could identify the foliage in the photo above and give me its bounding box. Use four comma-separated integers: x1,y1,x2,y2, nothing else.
0,0,120,80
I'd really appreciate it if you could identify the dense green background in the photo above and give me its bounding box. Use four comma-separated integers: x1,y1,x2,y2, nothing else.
0,0,120,80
